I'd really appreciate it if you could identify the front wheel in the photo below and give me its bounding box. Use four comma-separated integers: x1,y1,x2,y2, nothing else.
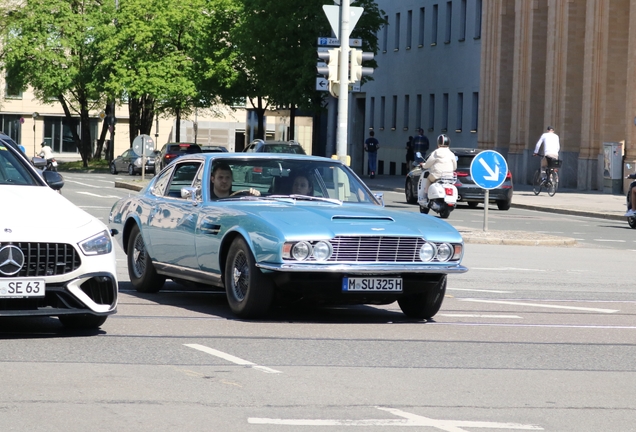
128,164,136,176
532,170,542,195
547,171,559,196
628,217,636,229
398,276,447,320
127,225,165,293
405,178,417,204
224,237,274,318
497,199,511,211
110,162,118,175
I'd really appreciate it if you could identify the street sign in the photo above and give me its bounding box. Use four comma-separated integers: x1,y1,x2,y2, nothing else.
469,150,508,190
316,77,328,92
323,5,363,40
317,37,362,47
132,134,155,156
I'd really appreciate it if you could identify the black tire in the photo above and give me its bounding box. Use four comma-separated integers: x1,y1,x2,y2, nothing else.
224,236,274,318
439,207,451,219
58,314,107,329
128,164,136,176
496,199,511,211
547,171,558,196
405,178,417,204
398,275,447,320
467,202,479,208
419,205,430,214
532,170,542,195
628,217,636,229
127,225,165,293
110,163,118,175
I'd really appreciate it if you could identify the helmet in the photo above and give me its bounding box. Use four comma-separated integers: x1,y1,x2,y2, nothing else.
437,134,450,147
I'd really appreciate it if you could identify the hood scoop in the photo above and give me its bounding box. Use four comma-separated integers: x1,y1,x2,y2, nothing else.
331,215,394,222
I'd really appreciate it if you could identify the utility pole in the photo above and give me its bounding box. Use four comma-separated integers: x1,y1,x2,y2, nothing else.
335,0,351,165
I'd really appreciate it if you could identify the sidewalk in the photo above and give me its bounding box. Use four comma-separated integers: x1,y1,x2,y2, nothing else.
112,174,630,246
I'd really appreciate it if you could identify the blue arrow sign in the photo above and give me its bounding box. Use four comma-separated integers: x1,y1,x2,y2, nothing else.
469,150,508,190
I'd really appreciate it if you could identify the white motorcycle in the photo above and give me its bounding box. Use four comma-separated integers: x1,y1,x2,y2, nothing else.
414,153,458,219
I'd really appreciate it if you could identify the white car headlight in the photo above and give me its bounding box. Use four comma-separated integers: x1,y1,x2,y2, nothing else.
312,241,332,261
436,243,453,262
419,242,436,262
79,230,113,256
291,241,312,261
134,157,142,167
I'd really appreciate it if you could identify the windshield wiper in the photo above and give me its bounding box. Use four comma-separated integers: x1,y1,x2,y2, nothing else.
265,194,343,205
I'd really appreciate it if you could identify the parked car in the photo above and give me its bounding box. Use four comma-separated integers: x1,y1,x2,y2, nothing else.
155,142,202,172
0,139,118,329
110,148,158,175
243,139,306,154
109,153,467,320
200,145,229,153
405,148,513,210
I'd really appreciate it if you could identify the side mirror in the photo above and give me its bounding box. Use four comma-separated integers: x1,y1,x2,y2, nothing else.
373,192,385,207
415,151,423,159
181,186,200,203
42,170,64,190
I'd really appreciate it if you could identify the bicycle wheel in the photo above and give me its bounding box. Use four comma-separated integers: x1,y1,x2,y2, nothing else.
532,170,542,195
547,171,559,196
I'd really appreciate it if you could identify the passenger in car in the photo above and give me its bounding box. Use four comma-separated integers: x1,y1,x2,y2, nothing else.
291,173,313,196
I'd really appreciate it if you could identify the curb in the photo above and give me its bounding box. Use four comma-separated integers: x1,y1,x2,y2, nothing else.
511,203,625,222
114,181,146,191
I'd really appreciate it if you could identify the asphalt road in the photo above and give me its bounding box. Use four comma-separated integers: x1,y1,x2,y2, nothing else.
1,172,634,432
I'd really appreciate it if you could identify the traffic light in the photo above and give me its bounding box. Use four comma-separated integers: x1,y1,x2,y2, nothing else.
317,48,341,84
349,48,375,83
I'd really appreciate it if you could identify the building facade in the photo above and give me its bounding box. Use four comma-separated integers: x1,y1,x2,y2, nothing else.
359,0,483,176
480,0,636,192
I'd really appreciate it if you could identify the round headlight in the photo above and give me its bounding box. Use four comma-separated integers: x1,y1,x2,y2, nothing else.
312,241,332,261
291,242,312,261
436,243,453,262
419,242,436,262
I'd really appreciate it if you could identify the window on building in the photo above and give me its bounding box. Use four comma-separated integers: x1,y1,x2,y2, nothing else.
445,1,452,44
369,97,375,130
459,0,467,41
4,72,23,99
391,95,398,130
394,13,401,51
43,117,85,153
383,15,389,52
471,92,479,132
416,94,422,130
474,0,482,39
431,4,438,46
442,93,449,132
403,95,410,130
456,93,464,132
428,94,435,131
380,96,386,130
418,7,425,47
406,10,413,49
0,115,22,144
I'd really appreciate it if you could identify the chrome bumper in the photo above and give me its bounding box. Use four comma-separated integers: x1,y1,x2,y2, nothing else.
256,262,468,274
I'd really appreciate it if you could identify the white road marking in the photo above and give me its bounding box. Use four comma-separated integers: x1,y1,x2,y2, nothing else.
448,288,513,293
593,239,626,242
184,343,281,374
470,267,546,272
439,314,522,319
64,179,102,188
76,191,122,198
249,406,543,430
460,299,618,313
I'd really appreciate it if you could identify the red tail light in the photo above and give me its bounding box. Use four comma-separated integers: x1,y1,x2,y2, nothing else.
165,153,177,160
444,187,454,195
456,171,469,177
505,171,512,180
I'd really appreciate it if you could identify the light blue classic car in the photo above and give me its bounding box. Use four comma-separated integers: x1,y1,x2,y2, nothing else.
109,153,468,319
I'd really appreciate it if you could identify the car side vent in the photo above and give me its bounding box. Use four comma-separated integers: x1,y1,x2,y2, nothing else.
331,215,394,222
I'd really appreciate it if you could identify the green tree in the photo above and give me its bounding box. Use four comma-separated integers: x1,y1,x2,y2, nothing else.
1,0,115,165
233,0,384,139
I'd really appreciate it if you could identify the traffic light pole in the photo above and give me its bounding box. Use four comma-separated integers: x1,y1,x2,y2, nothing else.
336,0,350,164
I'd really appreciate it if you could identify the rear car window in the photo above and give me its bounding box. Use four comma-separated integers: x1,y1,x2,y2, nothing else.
457,155,474,169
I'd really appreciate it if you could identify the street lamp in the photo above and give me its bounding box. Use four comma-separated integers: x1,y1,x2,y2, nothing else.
32,112,39,155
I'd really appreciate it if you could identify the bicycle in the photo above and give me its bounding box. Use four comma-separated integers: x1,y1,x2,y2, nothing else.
532,157,560,197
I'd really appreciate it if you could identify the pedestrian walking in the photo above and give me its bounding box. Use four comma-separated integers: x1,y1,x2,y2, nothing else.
364,131,380,179
413,128,430,155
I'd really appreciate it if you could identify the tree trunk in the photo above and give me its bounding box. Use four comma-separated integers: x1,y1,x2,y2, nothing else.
289,104,295,140
254,96,267,139
128,97,140,146
93,102,111,159
175,107,181,141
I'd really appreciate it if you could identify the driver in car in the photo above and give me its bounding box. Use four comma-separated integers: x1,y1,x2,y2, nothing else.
210,161,260,199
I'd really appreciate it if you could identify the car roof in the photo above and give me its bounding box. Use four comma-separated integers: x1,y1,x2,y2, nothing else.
168,152,336,164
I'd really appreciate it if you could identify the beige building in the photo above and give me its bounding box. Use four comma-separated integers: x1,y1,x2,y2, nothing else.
479,0,636,192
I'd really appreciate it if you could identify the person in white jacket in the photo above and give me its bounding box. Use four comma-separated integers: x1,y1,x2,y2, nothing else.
533,126,560,178
418,134,457,204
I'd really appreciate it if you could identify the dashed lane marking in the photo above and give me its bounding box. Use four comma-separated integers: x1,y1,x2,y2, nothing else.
184,343,281,374
460,299,618,313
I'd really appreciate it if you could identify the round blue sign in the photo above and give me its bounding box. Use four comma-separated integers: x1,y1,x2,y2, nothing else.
469,150,508,190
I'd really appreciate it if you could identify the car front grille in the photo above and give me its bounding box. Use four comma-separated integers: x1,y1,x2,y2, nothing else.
327,236,428,263
0,242,82,277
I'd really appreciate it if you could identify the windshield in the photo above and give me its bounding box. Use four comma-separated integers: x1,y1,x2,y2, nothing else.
210,158,377,204
0,144,40,186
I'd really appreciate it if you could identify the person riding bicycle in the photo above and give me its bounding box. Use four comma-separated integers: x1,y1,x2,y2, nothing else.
417,134,456,205
533,126,560,180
